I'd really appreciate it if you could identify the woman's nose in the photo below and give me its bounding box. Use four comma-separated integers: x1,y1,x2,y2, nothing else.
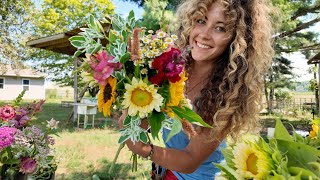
198,26,211,39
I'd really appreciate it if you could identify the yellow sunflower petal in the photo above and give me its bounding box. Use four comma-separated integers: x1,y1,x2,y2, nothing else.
122,77,163,118
167,71,188,107
98,77,117,117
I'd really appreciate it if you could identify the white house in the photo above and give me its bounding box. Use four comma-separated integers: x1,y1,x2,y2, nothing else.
0,65,46,100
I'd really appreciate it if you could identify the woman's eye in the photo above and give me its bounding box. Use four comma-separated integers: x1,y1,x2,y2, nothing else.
216,26,226,32
196,19,205,24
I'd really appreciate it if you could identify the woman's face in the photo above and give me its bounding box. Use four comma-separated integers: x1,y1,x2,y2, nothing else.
189,1,232,63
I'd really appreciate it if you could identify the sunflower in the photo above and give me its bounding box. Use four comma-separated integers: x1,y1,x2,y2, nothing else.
166,72,188,107
122,77,163,118
98,76,117,117
309,124,319,139
232,142,272,179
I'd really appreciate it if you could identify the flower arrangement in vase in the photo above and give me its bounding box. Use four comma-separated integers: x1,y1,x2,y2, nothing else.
0,90,59,180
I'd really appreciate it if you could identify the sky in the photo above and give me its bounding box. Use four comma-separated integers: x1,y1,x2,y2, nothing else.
111,0,144,19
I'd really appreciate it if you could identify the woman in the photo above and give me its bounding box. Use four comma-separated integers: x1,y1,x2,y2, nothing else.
119,0,274,179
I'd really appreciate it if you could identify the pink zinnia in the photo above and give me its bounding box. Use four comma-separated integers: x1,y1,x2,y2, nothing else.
19,157,37,174
91,50,122,85
0,127,16,150
0,105,16,121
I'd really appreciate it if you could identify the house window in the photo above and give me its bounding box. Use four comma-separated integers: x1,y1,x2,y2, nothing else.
0,78,4,89
22,79,30,91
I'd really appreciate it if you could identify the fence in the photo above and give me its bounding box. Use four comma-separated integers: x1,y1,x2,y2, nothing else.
263,98,316,113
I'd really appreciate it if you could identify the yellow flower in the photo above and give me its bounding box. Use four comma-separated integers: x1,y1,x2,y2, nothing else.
232,142,272,179
122,77,164,118
309,124,319,139
98,76,117,117
167,72,187,107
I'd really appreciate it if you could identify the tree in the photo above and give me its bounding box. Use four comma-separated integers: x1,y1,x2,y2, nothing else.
120,0,180,11
27,0,115,87
0,0,35,67
264,0,320,113
138,0,176,32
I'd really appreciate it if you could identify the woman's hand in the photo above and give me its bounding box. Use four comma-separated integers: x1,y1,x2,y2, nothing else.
117,109,151,157
118,109,128,129
118,109,149,130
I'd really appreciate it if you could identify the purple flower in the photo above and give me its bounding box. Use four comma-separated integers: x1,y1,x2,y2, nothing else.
0,105,16,121
10,108,30,128
19,157,37,174
0,127,16,150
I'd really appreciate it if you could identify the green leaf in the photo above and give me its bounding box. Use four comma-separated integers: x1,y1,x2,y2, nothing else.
120,52,130,64
150,111,165,139
274,119,292,141
89,14,97,30
171,106,212,128
118,135,130,144
165,117,182,142
73,50,82,57
214,163,244,180
69,36,86,42
70,40,84,48
288,166,319,179
109,31,117,44
123,116,131,126
140,132,148,144
127,10,135,22
277,139,320,175
221,148,236,169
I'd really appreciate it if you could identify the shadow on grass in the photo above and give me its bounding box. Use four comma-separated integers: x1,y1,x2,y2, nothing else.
55,159,149,180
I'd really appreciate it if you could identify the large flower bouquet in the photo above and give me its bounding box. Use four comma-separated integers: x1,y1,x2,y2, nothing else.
69,11,210,172
69,12,210,144
215,119,320,179
0,91,59,179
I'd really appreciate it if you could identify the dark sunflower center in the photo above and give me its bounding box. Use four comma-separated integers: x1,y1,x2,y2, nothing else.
103,84,112,103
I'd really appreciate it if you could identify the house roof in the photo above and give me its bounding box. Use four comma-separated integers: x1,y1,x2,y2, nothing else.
0,64,46,78
307,52,320,64
26,23,111,56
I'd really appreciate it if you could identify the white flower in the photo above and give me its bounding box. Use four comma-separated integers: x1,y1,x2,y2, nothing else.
47,118,59,129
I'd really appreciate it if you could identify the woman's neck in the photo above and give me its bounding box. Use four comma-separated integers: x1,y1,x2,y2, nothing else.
190,60,213,79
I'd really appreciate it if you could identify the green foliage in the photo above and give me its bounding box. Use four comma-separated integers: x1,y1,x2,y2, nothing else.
32,0,115,37
138,0,176,32
26,0,115,87
275,90,293,101
0,0,35,65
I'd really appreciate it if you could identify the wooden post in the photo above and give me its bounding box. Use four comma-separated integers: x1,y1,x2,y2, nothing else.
73,57,79,123
318,63,320,116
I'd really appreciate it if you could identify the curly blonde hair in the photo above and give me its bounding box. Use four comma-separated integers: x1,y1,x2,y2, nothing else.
176,0,274,140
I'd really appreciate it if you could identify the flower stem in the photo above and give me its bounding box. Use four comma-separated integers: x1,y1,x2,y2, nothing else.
108,143,125,174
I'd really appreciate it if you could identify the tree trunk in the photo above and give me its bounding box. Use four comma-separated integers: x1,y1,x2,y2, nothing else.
314,64,319,114
264,77,270,113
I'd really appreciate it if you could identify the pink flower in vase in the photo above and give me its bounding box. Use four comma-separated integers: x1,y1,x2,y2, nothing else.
0,105,16,121
19,157,37,174
0,127,16,150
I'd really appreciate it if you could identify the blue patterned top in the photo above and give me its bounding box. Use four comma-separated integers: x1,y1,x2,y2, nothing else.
162,128,226,180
